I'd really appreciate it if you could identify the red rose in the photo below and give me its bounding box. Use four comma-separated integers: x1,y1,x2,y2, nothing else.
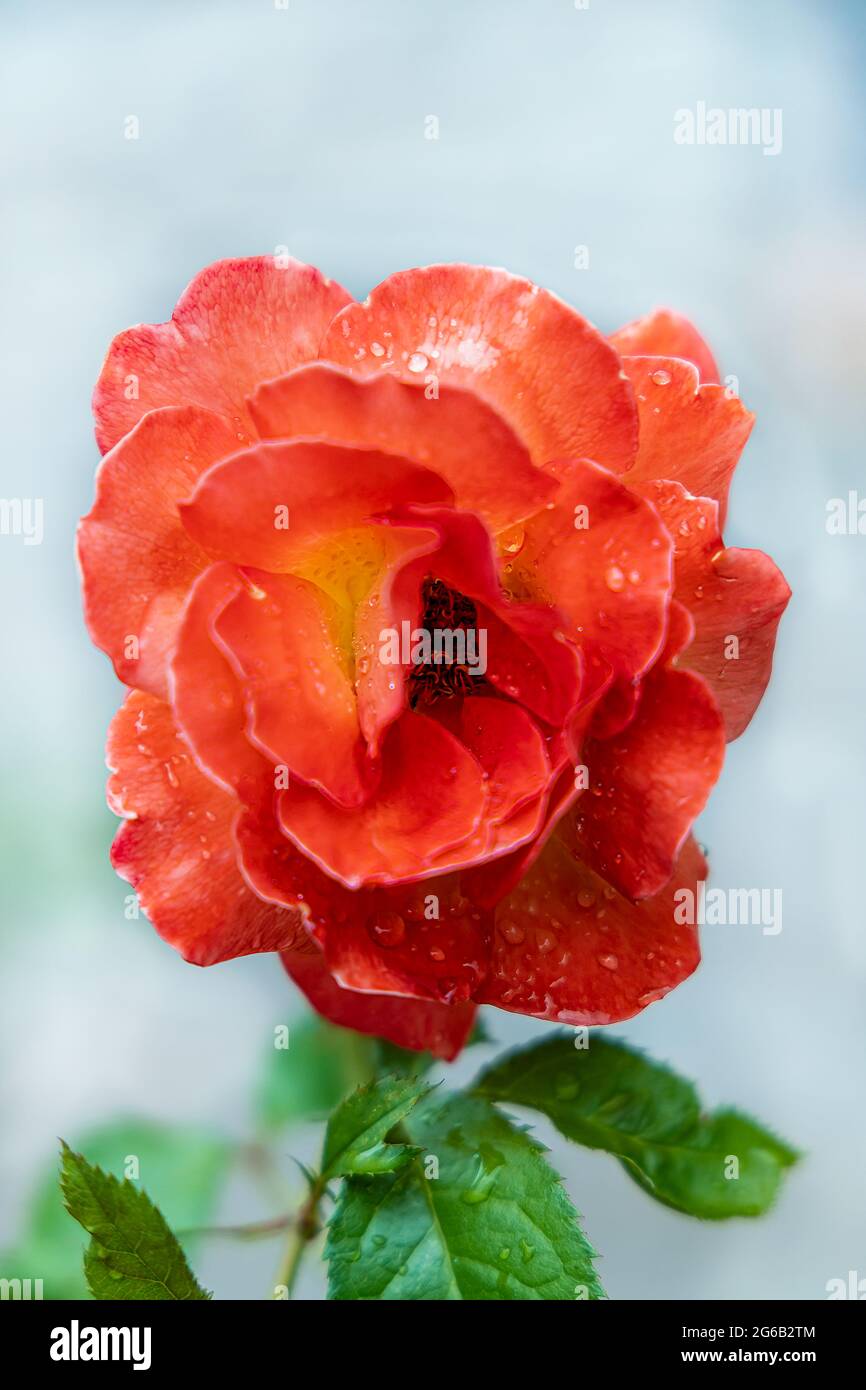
79,257,789,1060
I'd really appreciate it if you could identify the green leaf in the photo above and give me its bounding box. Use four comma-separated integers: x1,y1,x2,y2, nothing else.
0,1120,228,1299
475,1033,799,1220
255,1017,373,1132
327,1093,604,1300
321,1075,431,1179
60,1142,212,1300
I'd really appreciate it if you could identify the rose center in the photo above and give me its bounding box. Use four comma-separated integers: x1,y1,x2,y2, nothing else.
408,577,488,707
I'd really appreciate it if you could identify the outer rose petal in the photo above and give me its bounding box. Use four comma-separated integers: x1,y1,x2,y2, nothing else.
283,949,477,1061
93,256,352,453
574,667,726,899
277,711,486,888
179,440,453,572
310,882,491,1007
479,834,706,1024
214,569,368,807
319,264,638,470
634,480,791,739
78,406,245,699
609,308,719,382
107,691,304,965
511,459,673,682
248,365,556,533
621,357,753,524
237,808,490,1009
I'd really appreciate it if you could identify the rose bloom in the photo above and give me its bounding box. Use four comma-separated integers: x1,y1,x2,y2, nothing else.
79,257,789,1059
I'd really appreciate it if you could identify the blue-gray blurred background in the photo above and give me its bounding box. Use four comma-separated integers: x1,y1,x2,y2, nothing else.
2,0,864,1299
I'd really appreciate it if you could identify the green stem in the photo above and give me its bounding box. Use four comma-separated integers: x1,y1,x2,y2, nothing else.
272,1175,327,1299
179,1213,293,1242
271,1026,377,1298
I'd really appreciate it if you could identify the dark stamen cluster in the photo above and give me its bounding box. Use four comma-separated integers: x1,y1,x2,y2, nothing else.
408,578,487,708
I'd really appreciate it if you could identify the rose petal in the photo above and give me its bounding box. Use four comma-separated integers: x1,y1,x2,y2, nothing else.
93,256,352,453
179,439,453,572
511,459,673,682
634,480,791,738
249,364,555,532
107,691,304,964
574,665,725,898
319,264,637,470
480,834,706,1024
609,308,719,382
309,875,491,1006
169,562,272,802
214,569,369,807
283,948,477,1061
621,357,754,524
78,406,244,699
277,711,486,888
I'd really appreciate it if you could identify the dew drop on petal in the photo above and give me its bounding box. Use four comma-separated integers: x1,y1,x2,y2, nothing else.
499,917,525,945
367,911,406,948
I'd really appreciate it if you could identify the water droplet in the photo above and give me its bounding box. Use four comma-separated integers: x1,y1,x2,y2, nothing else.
598,953,619,971
577,889,596,909
499,917,525,945
429,946,445,962
605,565,625,592
407,351,428,373
499,524,525,556
367,911,406,948
370,341,385,357
163,762,179,789
651,369,671,386
461,1147,503,1205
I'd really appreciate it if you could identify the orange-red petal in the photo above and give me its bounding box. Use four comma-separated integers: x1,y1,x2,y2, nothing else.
93,256,352,453
610,308,719,382
78,406,243,699
634,479,791,738
319,264,638,470
107,691,304,965
621,357,753,524
573,666,725,898
480,834,706,1024
277,711,486,888
248,365,555,532
283,948,477,1061
179,440,452,571
169,562,272,803
513,459,673,682
214,569,369,807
